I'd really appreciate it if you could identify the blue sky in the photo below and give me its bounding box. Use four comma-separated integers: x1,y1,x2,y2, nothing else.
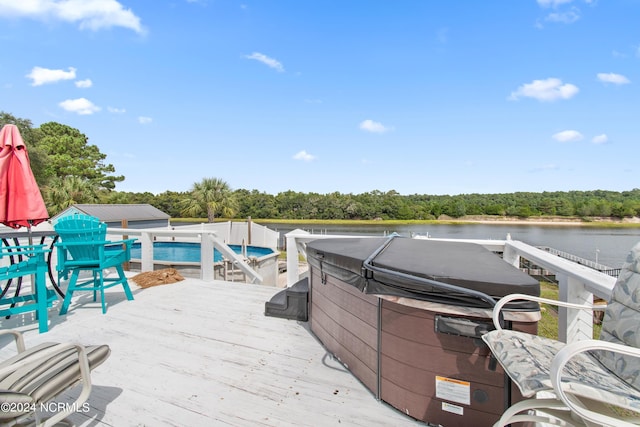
1,0,638,196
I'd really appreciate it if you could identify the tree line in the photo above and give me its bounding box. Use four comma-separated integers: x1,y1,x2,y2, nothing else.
3,111,640,221
127,188,640,220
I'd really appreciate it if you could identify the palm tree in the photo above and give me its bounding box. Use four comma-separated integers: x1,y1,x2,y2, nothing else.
181,177,238,222
43,176,99,215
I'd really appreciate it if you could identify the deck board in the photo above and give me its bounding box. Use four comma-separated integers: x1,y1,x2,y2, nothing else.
0,277,422,426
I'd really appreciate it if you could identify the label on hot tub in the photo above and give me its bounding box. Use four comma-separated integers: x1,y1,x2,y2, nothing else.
442,402,464,415
435,376,470,405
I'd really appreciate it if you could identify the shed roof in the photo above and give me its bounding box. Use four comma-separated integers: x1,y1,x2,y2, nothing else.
52,204,170,222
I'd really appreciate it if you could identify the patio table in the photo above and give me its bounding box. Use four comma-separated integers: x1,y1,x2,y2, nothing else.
1,229,64,299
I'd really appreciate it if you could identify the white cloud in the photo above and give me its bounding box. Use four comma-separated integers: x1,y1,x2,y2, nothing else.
245,52,284,72
545,9,580,24
597,72,630,85
26,66,76,86
530,163,559,172
592,134,608,144
107,106,126,113
509,78,579,101
552,130,583,142
138,116,152,124
0,0,145,34
293,150,315,162
59,97,100,115
537,0,574,7
536,1,585,27
75,78,92,88
359,119,392,133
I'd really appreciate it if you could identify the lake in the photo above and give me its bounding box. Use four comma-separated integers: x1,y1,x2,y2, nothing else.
261,222,640,269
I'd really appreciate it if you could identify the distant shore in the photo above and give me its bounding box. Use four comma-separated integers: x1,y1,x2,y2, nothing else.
438,215,640,227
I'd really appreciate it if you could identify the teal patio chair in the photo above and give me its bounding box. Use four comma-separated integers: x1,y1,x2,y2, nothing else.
1,244,56,333
54,214,136,314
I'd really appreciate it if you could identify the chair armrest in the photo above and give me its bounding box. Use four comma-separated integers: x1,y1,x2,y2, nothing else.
105,238,137,246
42,343,92,427
0,244,47,252
55,241,112,248
550,340,640,427
0,330,26,353
492,293,603,331
56,238,136,248
0,245,49,258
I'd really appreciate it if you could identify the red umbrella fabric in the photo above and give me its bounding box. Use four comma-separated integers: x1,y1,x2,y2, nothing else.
0,124,49,229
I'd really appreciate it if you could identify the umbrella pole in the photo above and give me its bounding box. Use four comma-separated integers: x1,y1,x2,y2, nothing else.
28,222,34,246
27,223,37,295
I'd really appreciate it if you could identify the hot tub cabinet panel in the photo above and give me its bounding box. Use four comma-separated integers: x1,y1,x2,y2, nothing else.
310,269,379,394
379,300,535,426
307,237,540,427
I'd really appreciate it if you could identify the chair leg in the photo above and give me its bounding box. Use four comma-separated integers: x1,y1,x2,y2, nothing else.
93,271,99,302
116,265,134,301
59,271,80,315
99,270,107,314
494,398,574,427
58,264,134,315
35,268,49,333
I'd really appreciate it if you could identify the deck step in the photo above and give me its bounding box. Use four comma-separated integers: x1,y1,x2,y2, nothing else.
264,277,308,321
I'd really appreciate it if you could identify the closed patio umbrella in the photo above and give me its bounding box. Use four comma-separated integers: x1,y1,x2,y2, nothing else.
0,124,49,233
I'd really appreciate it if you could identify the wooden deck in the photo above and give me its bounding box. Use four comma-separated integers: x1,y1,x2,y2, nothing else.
0,276,423,426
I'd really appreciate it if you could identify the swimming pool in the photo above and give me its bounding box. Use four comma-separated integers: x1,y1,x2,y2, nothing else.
127,242,274,263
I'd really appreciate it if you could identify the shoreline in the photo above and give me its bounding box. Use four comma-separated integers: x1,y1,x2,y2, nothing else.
439,215,640,226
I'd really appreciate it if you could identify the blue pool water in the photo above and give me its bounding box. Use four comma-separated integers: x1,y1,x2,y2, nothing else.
127,242,274,263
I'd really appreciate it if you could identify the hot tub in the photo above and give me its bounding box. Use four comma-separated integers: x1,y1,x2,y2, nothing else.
306,236,540,427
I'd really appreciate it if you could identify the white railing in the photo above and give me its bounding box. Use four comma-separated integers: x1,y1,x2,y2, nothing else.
285,230,618,344
108,227,263,284
174,221,279,250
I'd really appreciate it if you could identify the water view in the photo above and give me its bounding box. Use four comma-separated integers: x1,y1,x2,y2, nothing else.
261,222,640,269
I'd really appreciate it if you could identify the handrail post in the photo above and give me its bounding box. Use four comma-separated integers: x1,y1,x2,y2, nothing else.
557,274,594,343
286,234,300,287
502,242,520,269
141,231,154,272
201,233,214,282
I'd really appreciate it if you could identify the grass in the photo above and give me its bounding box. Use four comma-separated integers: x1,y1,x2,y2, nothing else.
537,282,560,339
537,281,602,339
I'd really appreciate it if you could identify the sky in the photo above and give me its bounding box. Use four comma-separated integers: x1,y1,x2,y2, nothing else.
1,0,639,196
